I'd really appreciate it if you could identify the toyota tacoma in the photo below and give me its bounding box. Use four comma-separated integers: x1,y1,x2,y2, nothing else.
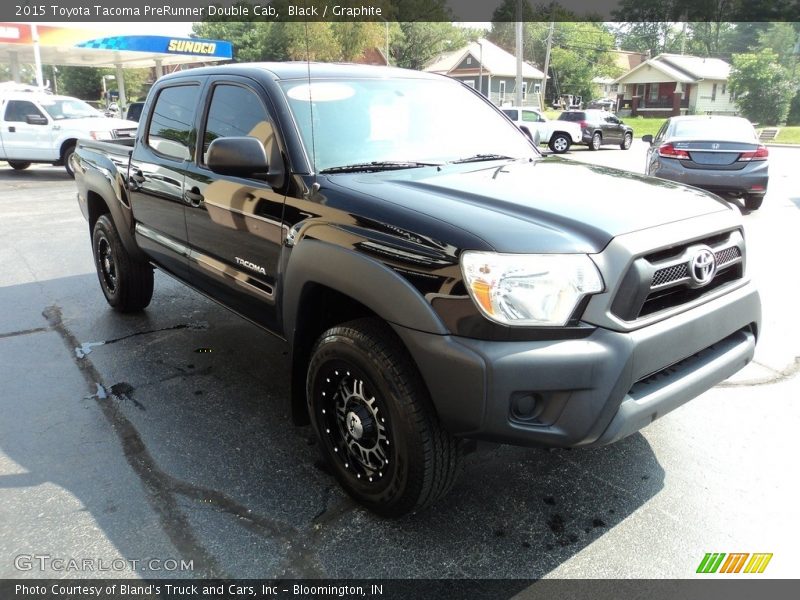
73,63,761,516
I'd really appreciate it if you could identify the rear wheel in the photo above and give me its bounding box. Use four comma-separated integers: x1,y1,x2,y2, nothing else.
8,161,31,170
744,194,764,211
589,131,602,151
620,132,633,150
549,133,571,154
62,144,76,178
307,318,462,517
92,214,154,312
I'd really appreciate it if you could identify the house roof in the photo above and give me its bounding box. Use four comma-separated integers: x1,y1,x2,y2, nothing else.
424,38,545,80
615,53,731,84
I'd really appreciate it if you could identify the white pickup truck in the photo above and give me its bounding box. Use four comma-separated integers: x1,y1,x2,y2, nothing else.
501,106,582,154
0,92,137,177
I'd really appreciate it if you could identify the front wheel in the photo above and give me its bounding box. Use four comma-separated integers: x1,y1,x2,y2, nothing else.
8,161,31,170
92,214,154,311
307,318,462,517
620,132,633,150
589,131,602,151
549,133,571,154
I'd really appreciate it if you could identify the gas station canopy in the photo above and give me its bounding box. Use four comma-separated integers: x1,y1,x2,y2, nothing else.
0,22,232,106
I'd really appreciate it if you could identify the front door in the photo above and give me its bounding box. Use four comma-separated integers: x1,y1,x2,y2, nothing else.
183,78,287,332
129,82,205,280
1,99,53,160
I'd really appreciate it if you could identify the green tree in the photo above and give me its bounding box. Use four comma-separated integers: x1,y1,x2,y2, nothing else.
729,49,794,125
394,22,473,70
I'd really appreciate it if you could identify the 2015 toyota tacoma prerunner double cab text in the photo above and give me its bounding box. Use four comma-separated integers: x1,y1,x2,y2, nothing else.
74,63,761,516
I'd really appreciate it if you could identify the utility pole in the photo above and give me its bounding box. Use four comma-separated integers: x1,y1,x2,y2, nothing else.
515,0,523,107
540,21,554,111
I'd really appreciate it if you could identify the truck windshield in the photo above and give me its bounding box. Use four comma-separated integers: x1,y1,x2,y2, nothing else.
39,98,101,120
281,77,538,173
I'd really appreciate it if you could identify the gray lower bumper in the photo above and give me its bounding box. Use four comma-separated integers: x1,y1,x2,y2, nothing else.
393,281,760,448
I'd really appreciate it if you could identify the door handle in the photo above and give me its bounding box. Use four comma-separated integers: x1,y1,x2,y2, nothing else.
184,187,204,207
8,126,15,133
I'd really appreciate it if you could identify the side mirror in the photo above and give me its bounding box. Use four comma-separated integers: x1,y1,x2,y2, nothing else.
207,136,269,178
642,134,653,144
26,114,48,125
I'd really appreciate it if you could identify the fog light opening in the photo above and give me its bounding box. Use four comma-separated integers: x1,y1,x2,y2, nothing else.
511,393,544,422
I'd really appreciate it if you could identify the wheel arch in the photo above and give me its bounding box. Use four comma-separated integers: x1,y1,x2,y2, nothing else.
282,239,448,425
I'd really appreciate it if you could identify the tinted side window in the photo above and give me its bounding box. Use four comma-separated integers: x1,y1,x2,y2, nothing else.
4,100,46,122
502,109,519,121
522,111,540,122
147,85,200,161
558,112,585,122
654,120,669,142
202,84,273,165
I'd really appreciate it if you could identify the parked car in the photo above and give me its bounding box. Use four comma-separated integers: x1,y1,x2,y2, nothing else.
558,109,634,150
0,92,137,176
642,116,768,211
501,106,582,154
74,63,760,516
587,98,616,111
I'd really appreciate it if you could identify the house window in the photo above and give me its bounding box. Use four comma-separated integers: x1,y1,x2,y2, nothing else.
649,84,659,101
721,83,726,95
711,83,717,101
466,56,472,65
463,79,475,89
522,83,527,100
499,81,506,102
610,83,618,93
636,84,645,97
534,83,541,94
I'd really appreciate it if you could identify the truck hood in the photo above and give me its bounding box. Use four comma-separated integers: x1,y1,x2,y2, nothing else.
327,157,732,253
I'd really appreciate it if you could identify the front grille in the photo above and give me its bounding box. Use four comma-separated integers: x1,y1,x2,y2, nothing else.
652,263,689,287
715,246,741,266
113,128,137,139
611,229,745,321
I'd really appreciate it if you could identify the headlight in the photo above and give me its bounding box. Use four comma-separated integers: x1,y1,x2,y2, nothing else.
89,131,112,140
460,252,603,326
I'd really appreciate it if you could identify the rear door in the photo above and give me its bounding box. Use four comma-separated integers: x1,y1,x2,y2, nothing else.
129,81,205,280
1,99,54,160
183,77,287,332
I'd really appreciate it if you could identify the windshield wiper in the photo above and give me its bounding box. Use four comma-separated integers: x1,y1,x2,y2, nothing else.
320,160,440,174
449,154,515,164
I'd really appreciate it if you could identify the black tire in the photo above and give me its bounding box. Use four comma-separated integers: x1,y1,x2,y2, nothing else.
589,131,602,151
62,144,76,178
307,318,462,517
92,214,154,312
8,161,31,170
620,132,633,150
744,194,764,211
548,133,571,154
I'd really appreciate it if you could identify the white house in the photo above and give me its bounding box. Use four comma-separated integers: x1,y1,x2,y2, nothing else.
614,53,736,117
424,38,546,107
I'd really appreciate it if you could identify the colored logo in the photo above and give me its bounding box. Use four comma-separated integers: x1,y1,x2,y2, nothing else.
696,552,773,574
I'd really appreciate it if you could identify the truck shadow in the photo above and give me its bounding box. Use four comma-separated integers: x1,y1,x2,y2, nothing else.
0,273,664,580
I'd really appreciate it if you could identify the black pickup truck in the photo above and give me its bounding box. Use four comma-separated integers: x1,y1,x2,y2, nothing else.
74,63,761,516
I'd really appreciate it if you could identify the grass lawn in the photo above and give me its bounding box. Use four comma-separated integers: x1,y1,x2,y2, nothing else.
766,126,800,144
619,116,666,139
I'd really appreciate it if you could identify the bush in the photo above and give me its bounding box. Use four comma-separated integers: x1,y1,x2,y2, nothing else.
729,49,794,126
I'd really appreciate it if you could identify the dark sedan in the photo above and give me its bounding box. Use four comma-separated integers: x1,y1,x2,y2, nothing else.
558,109,634,150
643,116,768,211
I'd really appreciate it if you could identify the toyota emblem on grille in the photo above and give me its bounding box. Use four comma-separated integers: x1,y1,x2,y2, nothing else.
689,247,716,286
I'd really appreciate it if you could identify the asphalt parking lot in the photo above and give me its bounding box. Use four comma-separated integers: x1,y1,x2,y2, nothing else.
1,144,799,582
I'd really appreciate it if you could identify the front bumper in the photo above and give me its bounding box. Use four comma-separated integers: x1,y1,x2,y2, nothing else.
393,280,760,448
